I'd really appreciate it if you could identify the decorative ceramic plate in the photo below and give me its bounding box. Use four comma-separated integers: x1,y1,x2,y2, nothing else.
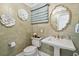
0,13,16,27
18,9,28,21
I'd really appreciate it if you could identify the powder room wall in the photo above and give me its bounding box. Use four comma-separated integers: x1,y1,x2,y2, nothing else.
32,3,79,56
0,4,32,56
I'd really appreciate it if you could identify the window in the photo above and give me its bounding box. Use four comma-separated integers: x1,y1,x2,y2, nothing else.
31,4,49,24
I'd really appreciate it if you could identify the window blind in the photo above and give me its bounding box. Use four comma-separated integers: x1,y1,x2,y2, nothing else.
31,4,49,24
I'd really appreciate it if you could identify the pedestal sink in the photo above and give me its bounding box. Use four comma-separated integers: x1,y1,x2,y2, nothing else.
41,36,76,56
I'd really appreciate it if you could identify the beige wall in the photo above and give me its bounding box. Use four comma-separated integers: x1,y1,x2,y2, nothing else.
0,4,32,56
32,3,79,56
0,3,79,56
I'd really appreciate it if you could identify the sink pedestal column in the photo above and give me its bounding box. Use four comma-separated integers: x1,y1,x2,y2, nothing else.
54,47,60,56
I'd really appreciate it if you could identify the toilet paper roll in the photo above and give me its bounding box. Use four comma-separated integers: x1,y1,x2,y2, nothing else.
73,52,79,56
8,42,16,48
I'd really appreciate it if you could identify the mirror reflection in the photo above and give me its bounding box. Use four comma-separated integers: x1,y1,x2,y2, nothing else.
50,5,71,31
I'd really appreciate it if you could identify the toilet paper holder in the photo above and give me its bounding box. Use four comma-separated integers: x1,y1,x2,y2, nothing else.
8,41,16,48
73,52,79,56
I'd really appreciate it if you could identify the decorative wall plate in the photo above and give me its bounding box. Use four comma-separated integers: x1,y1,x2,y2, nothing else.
18,9,29,21
0,13,16,27
50,5,71,31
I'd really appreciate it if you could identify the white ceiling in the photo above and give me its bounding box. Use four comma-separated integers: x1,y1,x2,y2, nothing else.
25,3,47,10
25,3,39,8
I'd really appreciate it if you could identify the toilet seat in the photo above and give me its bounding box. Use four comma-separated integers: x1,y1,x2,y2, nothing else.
23,46,38,56
24,46,37,53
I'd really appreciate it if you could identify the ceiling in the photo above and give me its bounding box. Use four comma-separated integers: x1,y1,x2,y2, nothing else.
25,3,47,10
25,3,39,8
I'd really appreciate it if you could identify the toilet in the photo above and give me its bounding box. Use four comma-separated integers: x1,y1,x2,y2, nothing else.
23,37,41,56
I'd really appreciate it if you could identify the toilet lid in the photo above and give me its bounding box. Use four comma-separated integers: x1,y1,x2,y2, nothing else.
24,46,37,53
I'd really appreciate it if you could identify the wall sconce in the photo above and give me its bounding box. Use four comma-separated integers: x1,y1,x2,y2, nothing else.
75,22,79,33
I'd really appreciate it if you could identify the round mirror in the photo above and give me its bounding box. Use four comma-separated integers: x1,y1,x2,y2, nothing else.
50,5,71,31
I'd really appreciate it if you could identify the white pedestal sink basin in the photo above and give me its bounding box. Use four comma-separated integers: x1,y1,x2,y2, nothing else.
41,36,76,56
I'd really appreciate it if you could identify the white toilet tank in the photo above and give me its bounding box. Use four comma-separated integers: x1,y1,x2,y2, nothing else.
32,37,41,47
